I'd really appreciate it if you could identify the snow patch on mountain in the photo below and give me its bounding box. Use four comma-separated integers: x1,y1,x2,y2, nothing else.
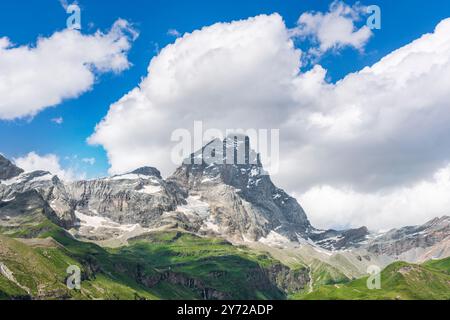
259,231,291,247
138,185,163,194
177,196,211,218
75,211,139,231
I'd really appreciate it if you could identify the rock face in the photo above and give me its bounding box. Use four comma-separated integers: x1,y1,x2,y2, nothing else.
367,216,450,259
168,137,312,241
0,155,23,181
65,168,186,227
135,263,305,299
265,264,309,293
310,227,370,251
0,170,77,228
1,190,69,229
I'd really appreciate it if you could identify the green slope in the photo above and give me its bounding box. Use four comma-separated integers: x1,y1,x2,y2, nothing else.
424,257,450,273
1,207,449,300
0,234,159,300
309,259,350,288
0,213,294,300
113,232,287,299
294,257,450,300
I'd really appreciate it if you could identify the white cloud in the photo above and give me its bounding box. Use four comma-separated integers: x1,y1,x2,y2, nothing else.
14,152,83,181
88,10,450,230
81,157,96,165
51,117,64,125
299,164,450,231
280,17,450,192
167,29,181,37
0,37,12,49
0,19,138,120
291,0,372,56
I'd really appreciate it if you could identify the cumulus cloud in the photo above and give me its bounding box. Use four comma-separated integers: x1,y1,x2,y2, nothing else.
280,17,450,193
0,19,138,120
291,0,372,56
14,152,83,181
89,10,450,230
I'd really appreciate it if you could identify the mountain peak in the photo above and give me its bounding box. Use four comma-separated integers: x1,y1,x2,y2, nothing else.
169,137,312,241
129,166,162,179
421,215,450,230
0,154,24,181
185,135,261,168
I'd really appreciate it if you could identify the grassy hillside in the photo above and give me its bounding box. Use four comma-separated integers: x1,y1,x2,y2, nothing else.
308,259,350,289
293,257,450,300
1,208,449,300
424,257,450,273
113,232,290,299
0,212,299,300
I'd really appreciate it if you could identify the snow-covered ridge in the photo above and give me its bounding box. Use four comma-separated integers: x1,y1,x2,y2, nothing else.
0,171,53,186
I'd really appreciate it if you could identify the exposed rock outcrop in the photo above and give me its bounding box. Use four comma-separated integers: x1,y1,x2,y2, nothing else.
367,216,450,258
265,264,310,293
65,168,186,227
0,171,77,228
310,227,370,251
0,155,23,181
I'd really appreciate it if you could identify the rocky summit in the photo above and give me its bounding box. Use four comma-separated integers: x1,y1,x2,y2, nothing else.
168,136,313,242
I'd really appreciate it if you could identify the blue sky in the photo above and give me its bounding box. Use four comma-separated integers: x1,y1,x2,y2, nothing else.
1,0,449,178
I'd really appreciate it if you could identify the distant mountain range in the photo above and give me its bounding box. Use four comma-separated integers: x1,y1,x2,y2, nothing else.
0,138,449,300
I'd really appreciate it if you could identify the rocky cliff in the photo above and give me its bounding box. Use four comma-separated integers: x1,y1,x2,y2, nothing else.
65,167,186,227
168,137,312,242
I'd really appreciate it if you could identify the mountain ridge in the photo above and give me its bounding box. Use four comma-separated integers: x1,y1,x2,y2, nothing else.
1,139,449,277
1,143,450,300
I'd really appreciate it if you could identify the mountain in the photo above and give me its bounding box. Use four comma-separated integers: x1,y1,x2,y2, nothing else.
0,139,448,261
67,166,184,225
0,169,76,229
1,139,450,300
367,216,450,262
168,137,312,242
167,137,371,249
